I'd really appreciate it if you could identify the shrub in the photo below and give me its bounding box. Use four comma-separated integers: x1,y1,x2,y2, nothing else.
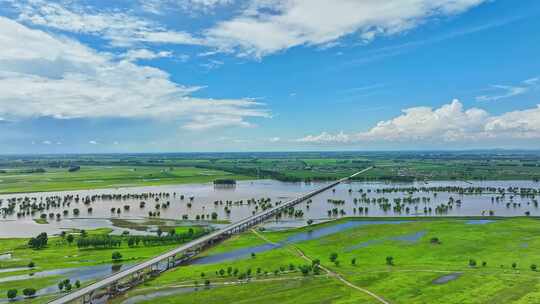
112,251,123,262
7,289,17,300
22,288,36,297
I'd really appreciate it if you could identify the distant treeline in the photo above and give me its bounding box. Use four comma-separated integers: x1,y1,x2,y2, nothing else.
0,168,46,174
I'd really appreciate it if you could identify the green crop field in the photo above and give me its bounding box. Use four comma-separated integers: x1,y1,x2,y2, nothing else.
112,217,540,304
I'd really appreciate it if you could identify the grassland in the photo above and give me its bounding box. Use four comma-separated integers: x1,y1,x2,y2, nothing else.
2,152,540,194
114,217,540,304
0,224,208,300
0,166,250,194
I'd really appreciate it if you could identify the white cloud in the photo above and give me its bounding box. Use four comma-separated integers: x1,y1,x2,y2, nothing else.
297,131,352,144
140,0,233,14
182,114,255,130
476,85,528,102
268,137,281,142
0,17,269,129
7,0,486,58
201,59,225,70
123,49,172,61
204,0,486,57
297,100,540,145
42,140,52,145
476,77,539,102
89,140,97,145
8,0,202,47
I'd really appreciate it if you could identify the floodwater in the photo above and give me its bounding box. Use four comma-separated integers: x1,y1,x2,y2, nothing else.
193,220,411,264
432,273,462,284
1,179,539,238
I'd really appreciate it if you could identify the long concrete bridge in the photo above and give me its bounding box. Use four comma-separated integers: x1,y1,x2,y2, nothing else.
48,167,372,304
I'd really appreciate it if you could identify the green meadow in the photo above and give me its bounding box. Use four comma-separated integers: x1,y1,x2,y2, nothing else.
0,224,208,300
113,217,540,304
0,166,250,194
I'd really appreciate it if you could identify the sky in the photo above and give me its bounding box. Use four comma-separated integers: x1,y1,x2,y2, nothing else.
0,0,539,153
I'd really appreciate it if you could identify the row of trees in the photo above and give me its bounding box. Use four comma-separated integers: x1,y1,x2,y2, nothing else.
76,229,205,249
6,288,36,300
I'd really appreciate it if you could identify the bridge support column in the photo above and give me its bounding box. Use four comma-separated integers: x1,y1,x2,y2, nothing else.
82,291,94,304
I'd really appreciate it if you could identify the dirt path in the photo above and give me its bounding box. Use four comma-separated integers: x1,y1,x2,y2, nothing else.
250,229,390,304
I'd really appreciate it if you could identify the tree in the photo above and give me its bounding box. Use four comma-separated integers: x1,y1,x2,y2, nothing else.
27,261,35,268
351,258,356,265
329,253,338,262
251,252,256,259
386,256,394,266
469,259,477,267
219,269,225,276
66,234,74,244
204,279,210,286
75,280,81,288
512,262,517,269
531,264,538,271
6,289,17,300
307,219,313,225
22,288,36,297
112,251,123,262
482,261,487,267
28,232,48,249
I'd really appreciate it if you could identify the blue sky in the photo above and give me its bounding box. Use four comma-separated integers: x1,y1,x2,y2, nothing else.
0,0,539,153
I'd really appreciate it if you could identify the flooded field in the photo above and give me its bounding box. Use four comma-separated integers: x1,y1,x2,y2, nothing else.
1,179,539,238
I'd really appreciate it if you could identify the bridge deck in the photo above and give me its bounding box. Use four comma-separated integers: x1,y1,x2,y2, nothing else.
48,167,372,304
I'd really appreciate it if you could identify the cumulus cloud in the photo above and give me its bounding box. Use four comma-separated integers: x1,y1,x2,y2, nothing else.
297,100,540,144
0,17,269,128
204,0,486,57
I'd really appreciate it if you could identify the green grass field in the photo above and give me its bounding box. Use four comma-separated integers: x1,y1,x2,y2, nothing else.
113,217,540,304
0,166,250,194
0,225,208,300
2,152,540,193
